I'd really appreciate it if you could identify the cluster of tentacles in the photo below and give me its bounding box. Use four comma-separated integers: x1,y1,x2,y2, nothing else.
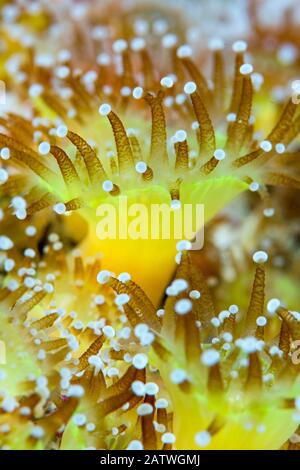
0,250,173,450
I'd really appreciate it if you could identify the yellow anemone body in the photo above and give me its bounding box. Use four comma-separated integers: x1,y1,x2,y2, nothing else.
77,177,248,305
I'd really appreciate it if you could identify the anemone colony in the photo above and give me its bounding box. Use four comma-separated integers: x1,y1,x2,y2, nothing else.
1,0,300,451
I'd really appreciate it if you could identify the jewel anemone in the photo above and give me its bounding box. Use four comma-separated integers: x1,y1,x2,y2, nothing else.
2,35,300,306
0,249,173,450
106,250,300,450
